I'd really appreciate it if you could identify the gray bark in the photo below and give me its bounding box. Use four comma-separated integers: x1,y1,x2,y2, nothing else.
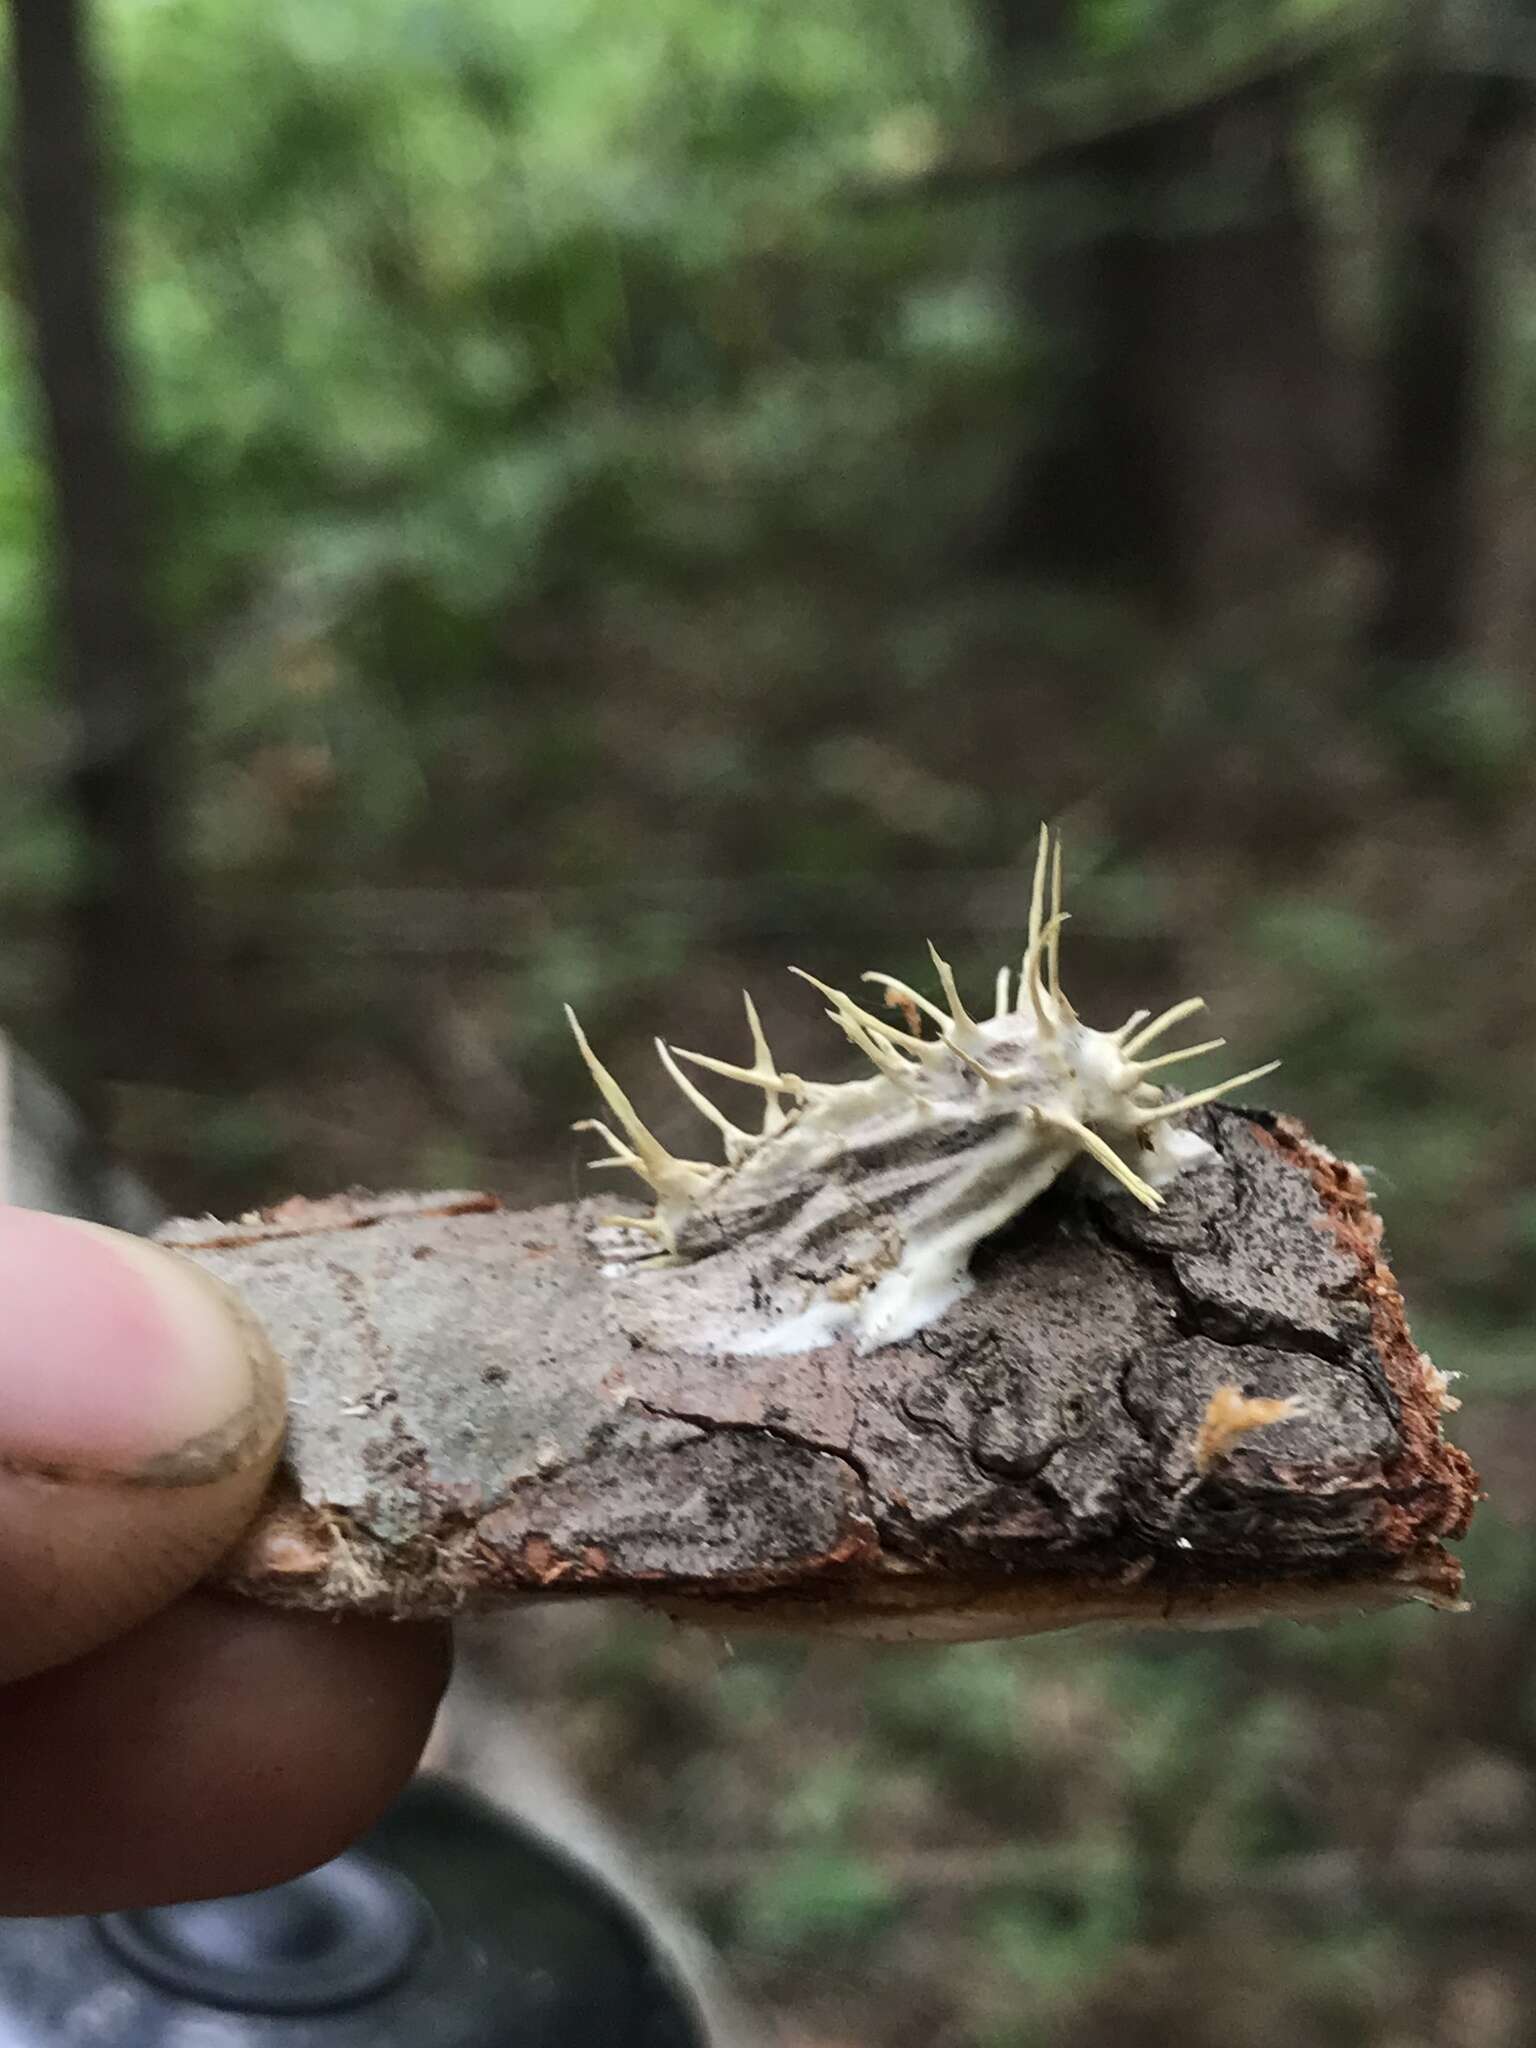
164,1109,1476,1641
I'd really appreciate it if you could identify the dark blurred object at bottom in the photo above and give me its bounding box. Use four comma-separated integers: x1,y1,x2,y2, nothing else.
0,1776,708,2046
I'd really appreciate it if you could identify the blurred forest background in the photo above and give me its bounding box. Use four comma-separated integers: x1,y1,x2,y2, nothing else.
4,0,1536,2041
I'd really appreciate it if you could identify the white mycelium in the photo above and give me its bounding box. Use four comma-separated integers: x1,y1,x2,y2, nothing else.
568,829,1277,1355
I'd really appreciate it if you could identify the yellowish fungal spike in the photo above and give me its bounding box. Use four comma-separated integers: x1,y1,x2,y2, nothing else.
1024,910,1069,1031
571,1117,644,1173
945,1036,1000,1084
1039,1110,1165,1210
565,1007,713,1201
826,1011,929,1099
742,990,788,1133
1133,1036,1226,1075
824,1006,905,1077
1136,1061,1281,1125
1123,997,1207,1058
788,968,929,1059
1048,835,1073,1017
860,972,952,1034
672,1043,804,1102
1026,822,1049,960
926,941,975,1034
655,1039,753,1162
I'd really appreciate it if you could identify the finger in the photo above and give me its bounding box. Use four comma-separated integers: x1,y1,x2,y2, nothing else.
0,1206,287,1682
0,1592,452,1915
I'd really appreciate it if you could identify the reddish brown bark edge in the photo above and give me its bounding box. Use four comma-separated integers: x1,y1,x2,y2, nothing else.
175,1109,1479,1642
1256,1116,1477,1572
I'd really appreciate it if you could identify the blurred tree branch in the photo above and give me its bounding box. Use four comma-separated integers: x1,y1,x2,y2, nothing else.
848,14,1358,208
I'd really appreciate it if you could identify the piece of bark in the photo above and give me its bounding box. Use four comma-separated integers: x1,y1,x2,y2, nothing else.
163,1110,1477,1641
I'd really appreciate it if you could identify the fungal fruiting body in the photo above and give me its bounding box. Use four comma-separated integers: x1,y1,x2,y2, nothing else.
568,829,1277,1356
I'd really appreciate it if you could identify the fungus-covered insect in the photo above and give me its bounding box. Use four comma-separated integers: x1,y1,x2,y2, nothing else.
568,828,1276,1356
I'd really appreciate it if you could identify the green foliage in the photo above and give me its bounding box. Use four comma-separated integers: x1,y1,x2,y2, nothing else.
106,0,987,620
980,1862,1139,2010
869,1643,1036,1784
1380,667,1536,804
738,1844,900,1954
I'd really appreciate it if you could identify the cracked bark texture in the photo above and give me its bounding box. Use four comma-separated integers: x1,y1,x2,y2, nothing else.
163,1110,1477,1642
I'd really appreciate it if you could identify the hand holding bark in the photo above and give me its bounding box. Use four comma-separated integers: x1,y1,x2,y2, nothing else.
0,1206,449,1913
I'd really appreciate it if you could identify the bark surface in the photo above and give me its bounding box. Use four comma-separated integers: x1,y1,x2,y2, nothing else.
165,1109,1477,1642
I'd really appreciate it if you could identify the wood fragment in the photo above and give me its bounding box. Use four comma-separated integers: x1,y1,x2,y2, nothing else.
164,1110,1478,1641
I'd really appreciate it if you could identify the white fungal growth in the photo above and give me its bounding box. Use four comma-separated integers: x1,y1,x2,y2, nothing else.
568,828,1277,1356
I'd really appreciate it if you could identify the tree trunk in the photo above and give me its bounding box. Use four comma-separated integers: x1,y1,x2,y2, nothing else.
5,0,197,1100
978,13,1332,619
1369,72,1529,667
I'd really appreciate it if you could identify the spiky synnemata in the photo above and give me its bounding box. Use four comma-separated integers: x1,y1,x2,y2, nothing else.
569,828,1277,1355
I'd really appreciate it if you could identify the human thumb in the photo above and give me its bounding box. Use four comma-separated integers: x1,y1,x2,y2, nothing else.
0,1205,286,1683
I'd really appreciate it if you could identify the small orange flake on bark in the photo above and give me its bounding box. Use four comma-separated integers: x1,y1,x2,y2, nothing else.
1194,1384,1301,1474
